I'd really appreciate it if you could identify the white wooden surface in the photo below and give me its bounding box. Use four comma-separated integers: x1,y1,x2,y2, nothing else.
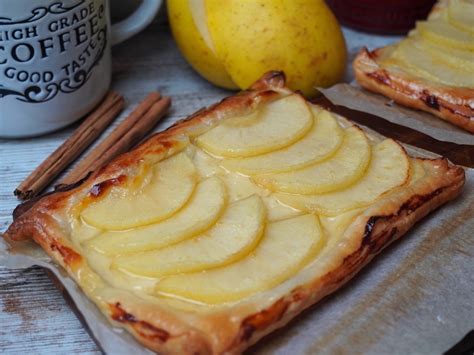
0,18,399,354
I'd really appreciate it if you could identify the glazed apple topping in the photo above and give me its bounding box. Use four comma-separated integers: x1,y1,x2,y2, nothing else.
73,96,415,305
379,0,474,88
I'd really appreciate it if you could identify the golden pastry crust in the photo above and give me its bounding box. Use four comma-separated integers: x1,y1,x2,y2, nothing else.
353,47,474,133
4,72,465,354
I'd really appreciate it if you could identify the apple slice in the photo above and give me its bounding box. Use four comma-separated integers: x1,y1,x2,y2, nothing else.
417,17,474,51
448,0,474,33
414,38,474,73
84,177,227,255
156,214,324,304
254,126,371,194
275,139,410,216
113,195,266,277
81,153,197,230
195,94,313,157
167,0,236,89
221,109,343,174
388,39,473,87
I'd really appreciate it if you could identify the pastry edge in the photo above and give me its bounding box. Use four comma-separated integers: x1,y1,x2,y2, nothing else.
353,47,474,133
3,72,466,354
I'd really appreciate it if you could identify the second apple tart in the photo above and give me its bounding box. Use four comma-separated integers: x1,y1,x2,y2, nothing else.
353,0,474,133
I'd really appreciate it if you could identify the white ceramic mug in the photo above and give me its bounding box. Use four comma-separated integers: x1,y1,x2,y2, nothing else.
0,0,162,138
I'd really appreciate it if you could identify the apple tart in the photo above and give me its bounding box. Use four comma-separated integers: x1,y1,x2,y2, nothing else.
4,73,465,354
353,0,474,133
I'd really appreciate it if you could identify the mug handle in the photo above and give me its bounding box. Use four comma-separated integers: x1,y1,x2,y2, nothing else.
111,0,163,45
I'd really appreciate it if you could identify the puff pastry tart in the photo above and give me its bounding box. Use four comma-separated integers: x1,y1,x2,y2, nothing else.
353,0,474,133
4,72,465,354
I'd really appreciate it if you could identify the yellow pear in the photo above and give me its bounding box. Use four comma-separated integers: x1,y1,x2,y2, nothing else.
168,0,347,96
196,94,313,157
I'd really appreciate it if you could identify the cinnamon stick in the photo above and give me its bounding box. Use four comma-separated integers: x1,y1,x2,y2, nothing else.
14,91,124,200
60,96,172,186
59,92,162,185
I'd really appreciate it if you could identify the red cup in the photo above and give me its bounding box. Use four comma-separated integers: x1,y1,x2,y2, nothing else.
326,0,436,34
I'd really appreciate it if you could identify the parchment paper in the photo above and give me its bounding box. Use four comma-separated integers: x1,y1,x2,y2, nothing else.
320,84,474,145
1,93,473,354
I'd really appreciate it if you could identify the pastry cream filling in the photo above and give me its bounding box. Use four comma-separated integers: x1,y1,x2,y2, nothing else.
379,0,474,88
69,95,418,305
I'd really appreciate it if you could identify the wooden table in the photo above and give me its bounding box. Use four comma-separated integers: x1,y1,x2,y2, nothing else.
0,19,407,354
